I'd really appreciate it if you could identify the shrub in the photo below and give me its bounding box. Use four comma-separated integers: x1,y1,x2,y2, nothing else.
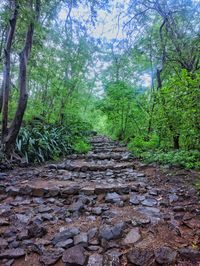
140,149,200,169
73,139,91,154
15,120,91,163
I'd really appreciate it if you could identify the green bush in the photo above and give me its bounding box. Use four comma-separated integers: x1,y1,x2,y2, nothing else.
140,149,200,169
15,119,91,163
128,134,159,155
73,139,91,154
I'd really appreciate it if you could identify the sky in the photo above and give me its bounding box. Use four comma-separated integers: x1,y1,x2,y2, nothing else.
58,1,152,90
58,1,127,40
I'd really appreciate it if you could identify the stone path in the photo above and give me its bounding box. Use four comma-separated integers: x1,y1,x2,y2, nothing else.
0,135,200,265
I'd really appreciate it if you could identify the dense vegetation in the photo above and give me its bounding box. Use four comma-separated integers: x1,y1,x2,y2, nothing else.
0,0,199,168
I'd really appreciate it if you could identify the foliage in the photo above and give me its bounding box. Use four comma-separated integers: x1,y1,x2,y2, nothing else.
138,150,200,170
73,139,91,154
16,118,91,163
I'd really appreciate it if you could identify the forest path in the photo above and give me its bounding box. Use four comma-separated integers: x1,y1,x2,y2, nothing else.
0,136,200,265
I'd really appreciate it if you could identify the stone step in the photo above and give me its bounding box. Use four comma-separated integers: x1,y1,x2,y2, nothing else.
92,147,127,153
3,180,140,198
49,162,135,172
66,152,133,161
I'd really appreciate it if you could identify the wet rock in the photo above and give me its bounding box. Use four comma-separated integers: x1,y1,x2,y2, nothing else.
17,230,29,241
16,214,30,224
81,187,95,195
102,210,118,219
55,238,73,248
179,247,200,261
131,217,151,226
61,185,80,196
127,248,154,266
103,249,122,266
137,207,161,222
123,227,141,245
69,199,85,212
105,192,121,203
74,233,88,247
52,227,79,245
19,185,32,195
141,198,157,207
28,221,47,238
88,228,98,242
6,186,19,196
41,213,53,221
62,245,87,265
87,254,103,266
40,249,63,265
92,207,102,215
0,238,8,249
38,206,52,213
130,195,140,205
46,188,60,197
32,197,44,204
0,248,25,259
149,189,158,196
99,222,125,241
169,194,179,203
154,246,177,264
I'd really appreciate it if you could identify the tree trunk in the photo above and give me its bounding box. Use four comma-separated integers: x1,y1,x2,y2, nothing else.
2,0,40,156
173,134,180,149
1,2,18,143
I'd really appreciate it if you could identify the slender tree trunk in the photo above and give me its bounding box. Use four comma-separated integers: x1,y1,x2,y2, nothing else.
1,1,18,142
2,0,40,155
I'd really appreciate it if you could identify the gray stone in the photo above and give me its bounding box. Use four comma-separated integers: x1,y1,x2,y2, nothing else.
88,228,98,241
141,198,157,207
0,238,8,249
103,249,122,266
40,249,63,265
69,200,84,212
27,222,47,238
38,206,52,213
130,195,140,205
105,192,121,203
154,246,177,264
52,227,79,245
92,207,102,215
179,247,200,261
169,194,179,203
55,238,73,248
0,248,25,259
74,233,88,247
87,254,103,266
16,214,30,224
99,222,125,241
127,248,154,266
123,228,141,245
62,245,87,265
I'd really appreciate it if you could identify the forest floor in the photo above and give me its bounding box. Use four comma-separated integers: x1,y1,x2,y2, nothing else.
0,136,200,266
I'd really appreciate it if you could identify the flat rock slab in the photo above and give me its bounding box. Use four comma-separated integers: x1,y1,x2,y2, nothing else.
123,227,141,245
62,245,87,265
0,248,25,259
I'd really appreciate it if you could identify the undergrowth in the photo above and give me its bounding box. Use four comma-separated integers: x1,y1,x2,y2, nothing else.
128,136,200,169
15,120,91,163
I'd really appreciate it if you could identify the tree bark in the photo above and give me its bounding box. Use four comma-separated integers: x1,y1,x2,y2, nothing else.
2,0,40,155
1,2,18,144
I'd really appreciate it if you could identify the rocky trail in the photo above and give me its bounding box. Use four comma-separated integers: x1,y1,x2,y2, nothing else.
0,135,200,266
